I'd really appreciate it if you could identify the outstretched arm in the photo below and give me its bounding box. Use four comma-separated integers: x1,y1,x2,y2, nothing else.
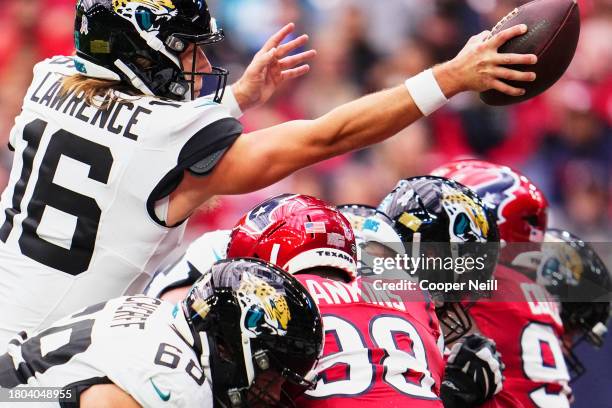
168,25,536,225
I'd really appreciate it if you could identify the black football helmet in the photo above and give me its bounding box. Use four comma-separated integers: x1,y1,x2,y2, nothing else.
182,258,324,407
74,0,227,101
538,229,611,381
378,176,500,343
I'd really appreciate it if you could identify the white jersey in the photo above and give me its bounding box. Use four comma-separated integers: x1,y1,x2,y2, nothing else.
0,296,212,408
0,57,242,345
145,230,231,298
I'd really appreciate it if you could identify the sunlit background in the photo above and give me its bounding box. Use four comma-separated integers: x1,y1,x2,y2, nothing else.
0,0,610,404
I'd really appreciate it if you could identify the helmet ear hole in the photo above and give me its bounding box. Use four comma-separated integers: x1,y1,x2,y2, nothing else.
523,214,536,225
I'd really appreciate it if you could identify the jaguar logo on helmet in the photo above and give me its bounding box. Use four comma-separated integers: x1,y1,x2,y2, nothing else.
540,241,583,286
237,272,291,338
431,160,548,247
441,184,490,242
113,0,176,13
113,0,177,32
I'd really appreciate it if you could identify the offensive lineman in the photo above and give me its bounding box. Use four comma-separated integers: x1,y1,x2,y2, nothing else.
0,258,323,408
0,0,539,347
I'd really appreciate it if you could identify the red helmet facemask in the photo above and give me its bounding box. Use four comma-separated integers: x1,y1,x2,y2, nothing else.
431,160,548,264
227,194,358,280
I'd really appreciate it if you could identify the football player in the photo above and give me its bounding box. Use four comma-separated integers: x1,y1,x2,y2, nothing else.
376,176,506,408
0,0,539,346
431,160,572,407
0,1,316,348
0,258,323,408
519,229,611,382
227,192,502,407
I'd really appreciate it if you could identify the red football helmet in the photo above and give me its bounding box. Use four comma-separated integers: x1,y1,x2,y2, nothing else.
431,160,548,246
227,194,358,280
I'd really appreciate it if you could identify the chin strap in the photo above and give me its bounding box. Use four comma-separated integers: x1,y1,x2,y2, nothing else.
240,333,256,386
113,60,155,96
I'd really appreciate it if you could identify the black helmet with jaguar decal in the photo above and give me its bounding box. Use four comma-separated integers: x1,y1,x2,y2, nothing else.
182,258,323,407
378,176,500,343
537,229,611,381
74,0,227,101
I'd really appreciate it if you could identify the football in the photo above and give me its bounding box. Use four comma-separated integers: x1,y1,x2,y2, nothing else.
480,0,581,106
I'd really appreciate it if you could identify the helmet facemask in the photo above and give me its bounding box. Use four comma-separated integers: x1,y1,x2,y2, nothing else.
536,230,612,382
560,302,609,382
164,28,228,101
239,350,318,408
436,301,474,344
209,316,319,408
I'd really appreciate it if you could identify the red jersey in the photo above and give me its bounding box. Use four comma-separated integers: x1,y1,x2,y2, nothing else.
469,265,571,408
294,275,445,407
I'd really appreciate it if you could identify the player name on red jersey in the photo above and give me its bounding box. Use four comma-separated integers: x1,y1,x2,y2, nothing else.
300,277,408,312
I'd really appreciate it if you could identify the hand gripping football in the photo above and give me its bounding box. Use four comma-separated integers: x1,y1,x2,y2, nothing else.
480,0,580,106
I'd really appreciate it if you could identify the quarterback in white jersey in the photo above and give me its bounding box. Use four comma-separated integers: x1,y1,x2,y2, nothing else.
0,259,323,408
0,55,242,343
0,9,316,346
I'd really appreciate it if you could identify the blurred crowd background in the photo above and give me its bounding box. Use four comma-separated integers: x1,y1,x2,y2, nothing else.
0,0,611,404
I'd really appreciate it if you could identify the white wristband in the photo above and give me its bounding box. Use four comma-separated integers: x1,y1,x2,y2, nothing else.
404,68,449,116
220,85,243,119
